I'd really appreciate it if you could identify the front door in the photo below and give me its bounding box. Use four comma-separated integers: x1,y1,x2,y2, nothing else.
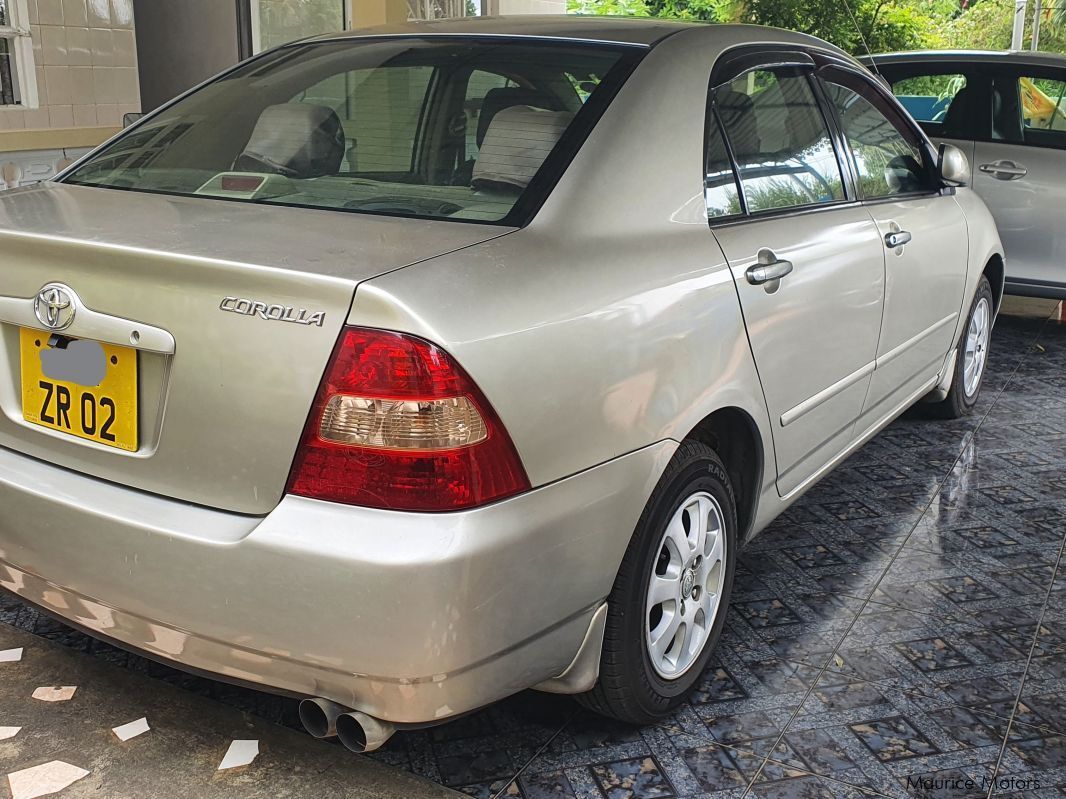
819,67,970,429
705,64,886,496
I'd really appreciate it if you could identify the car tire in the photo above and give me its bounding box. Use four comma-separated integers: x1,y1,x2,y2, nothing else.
925,276,994,420
576,440,737,724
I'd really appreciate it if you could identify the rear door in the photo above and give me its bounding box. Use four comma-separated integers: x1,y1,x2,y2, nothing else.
818,66,969,428
705,58,886,496
975,68,1066,294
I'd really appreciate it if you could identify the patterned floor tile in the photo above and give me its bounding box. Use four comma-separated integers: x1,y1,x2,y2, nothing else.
590,756,675,799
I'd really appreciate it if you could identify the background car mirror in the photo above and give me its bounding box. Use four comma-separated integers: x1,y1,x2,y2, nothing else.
122,113,144,128
938,142,970,187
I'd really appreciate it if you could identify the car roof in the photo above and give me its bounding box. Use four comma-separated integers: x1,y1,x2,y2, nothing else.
307,15,720,47
862,49,1066,68
306,17,860,60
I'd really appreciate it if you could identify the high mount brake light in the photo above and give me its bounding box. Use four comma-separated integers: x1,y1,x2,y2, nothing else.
286,327,530,511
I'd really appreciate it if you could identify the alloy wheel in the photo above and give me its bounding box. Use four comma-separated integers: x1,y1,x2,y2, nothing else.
644,491,728,680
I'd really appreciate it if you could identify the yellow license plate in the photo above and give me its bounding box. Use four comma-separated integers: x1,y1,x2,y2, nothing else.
19,328,138,451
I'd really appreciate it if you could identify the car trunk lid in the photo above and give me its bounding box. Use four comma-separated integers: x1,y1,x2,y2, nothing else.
0,183,511,514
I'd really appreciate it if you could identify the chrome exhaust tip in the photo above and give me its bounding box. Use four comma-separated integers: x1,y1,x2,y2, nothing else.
298,698,347,739
336,710,396,753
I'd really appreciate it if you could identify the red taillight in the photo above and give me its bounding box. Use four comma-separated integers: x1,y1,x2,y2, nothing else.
286,327,530,511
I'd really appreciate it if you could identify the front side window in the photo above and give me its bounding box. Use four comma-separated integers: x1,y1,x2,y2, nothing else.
889,72,971,138
822,75,936,200
713,68,844,215
62,39,634,224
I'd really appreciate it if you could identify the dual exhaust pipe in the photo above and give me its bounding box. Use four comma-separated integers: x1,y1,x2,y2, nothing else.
298,698,395,753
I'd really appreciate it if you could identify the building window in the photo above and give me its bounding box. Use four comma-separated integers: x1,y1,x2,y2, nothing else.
250,0,349,54
0,0,36,107
409,1,475,17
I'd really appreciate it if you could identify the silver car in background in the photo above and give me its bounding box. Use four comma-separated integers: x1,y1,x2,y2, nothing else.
867,50,1066,299
0,18,1002,751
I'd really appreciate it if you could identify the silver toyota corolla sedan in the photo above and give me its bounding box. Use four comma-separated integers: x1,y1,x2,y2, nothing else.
0,17,1003,751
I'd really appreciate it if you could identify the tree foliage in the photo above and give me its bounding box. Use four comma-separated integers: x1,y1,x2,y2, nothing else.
567,0,650,15
568,0,1066,56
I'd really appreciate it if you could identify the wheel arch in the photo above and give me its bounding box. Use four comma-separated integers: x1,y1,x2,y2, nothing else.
681,406,764,543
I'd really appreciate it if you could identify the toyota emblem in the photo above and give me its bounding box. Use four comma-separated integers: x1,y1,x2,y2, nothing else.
33,284,77,331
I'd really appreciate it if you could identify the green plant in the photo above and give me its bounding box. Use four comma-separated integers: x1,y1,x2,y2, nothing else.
567,0,650,15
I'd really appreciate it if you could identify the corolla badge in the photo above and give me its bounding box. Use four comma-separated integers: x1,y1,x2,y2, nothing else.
34,283,77,331
219,296,326,327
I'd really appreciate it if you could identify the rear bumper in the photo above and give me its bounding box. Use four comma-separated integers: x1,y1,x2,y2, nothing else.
0,441,672,724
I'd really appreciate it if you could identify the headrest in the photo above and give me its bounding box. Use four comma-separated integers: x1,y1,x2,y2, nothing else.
942,85,975,136
472,105,573,191
234,103,345,179
477,87,559,147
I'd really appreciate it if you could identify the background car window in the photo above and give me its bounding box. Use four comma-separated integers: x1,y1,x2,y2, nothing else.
1003,75,1066,148
823,79,935,200
714,68,844,214
890,73,971,137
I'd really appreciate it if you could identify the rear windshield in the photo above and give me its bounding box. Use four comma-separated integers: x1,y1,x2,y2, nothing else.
61,38,636,224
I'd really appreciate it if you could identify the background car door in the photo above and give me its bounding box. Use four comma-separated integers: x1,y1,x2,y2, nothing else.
974,70,1066,295
706,64,886,497
819,68,969,430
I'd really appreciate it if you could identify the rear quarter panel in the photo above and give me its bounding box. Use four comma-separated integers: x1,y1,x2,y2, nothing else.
349,28,778,503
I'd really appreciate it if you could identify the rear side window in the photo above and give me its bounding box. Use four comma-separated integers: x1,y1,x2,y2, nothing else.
62,39,636,224
822,75,936,200
890,73,970,137
712,68,844,215
998,75,1066,149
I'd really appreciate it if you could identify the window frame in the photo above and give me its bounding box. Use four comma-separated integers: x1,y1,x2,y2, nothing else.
703,55,856,226
0,0,38,109
816,63,945,205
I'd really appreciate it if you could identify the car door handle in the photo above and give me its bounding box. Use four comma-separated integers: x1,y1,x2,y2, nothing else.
978,160,1028,180
745,258,793,285
884,230,912,248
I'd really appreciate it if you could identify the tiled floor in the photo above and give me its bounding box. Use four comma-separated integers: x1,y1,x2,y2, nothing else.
2,298,1065,799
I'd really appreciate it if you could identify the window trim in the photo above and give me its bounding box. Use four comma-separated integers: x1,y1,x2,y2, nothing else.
816,63,945,204
704,60,853,225
0,0,38,109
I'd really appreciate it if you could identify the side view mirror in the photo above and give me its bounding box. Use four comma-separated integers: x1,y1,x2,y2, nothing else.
122,112,144,128
938,142,970,187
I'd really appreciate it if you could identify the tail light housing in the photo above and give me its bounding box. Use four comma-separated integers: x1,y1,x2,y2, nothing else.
287,326,530,511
